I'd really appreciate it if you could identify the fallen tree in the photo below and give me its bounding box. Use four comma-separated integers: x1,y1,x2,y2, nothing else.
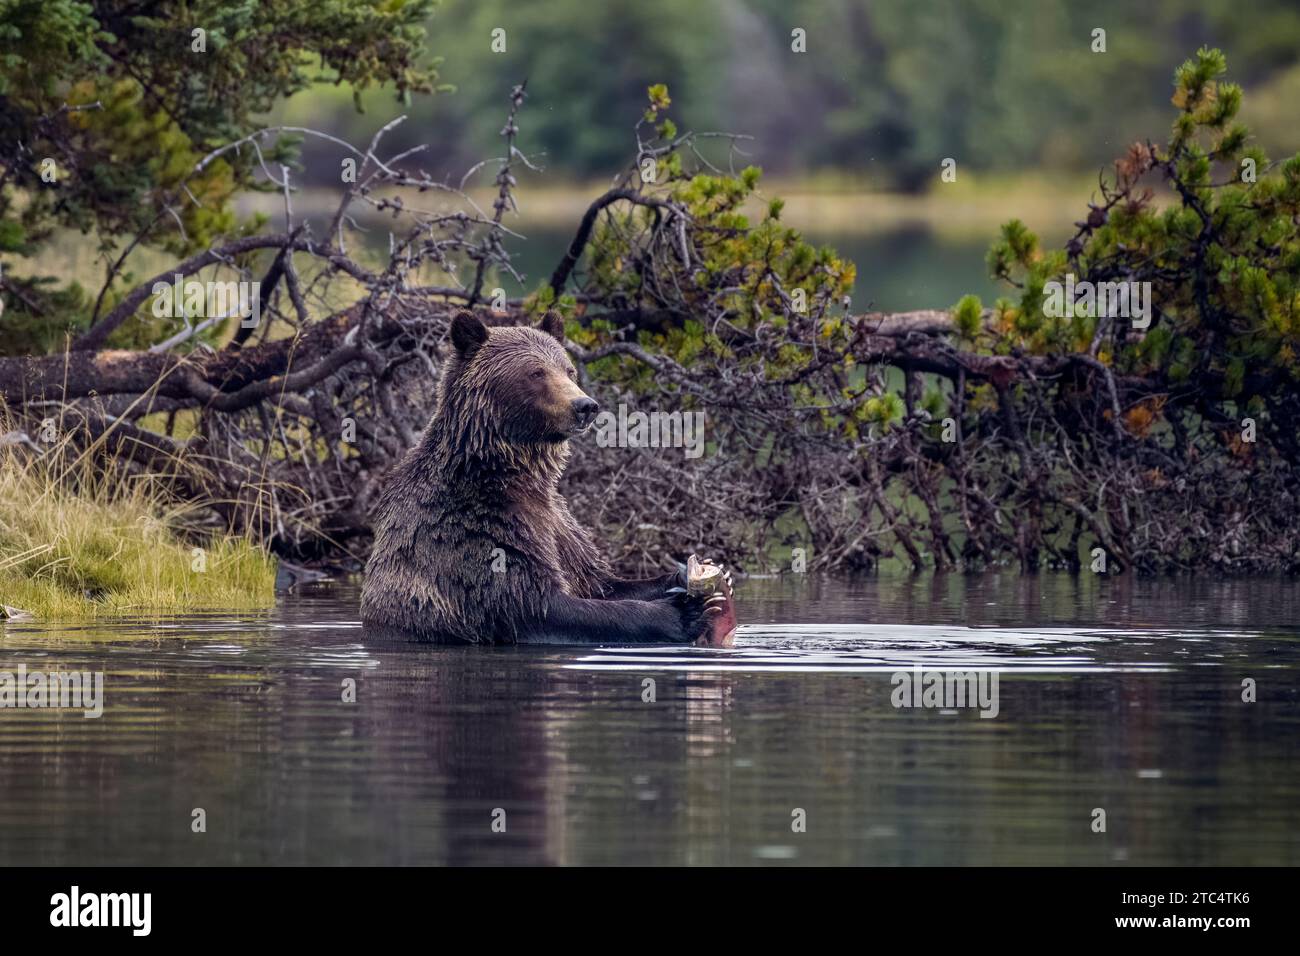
3,50,1299,575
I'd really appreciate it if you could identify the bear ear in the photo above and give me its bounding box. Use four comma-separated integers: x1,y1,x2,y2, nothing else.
538,311,565,343
450,310,489,356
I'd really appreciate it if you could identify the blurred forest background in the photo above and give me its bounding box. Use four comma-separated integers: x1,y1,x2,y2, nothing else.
291,0,1300,187
23,0,1300,318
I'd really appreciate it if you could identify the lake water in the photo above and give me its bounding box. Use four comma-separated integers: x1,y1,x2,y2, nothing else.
44,216,1010,320
487,225,1005,313
1,573,1297,866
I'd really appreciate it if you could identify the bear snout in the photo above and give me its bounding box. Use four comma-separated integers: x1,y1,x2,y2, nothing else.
571,396,599,430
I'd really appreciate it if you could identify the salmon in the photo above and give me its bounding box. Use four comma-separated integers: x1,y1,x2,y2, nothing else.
686,554,737,647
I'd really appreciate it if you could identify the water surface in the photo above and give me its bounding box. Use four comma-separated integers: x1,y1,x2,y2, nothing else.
1,573,1296,865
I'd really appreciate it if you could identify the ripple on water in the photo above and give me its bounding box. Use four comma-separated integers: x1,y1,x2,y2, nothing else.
564,623,1190,673
1,575,1298,865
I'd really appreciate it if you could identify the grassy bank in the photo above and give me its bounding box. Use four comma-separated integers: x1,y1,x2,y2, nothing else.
0,426,277,621
229,170,1107,238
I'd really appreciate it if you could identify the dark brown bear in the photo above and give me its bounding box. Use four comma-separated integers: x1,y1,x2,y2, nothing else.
360,310,717,644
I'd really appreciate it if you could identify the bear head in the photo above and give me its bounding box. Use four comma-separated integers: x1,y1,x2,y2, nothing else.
439,310,599,447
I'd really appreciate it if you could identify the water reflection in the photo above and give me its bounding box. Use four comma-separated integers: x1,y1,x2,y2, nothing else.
0,573,1297,865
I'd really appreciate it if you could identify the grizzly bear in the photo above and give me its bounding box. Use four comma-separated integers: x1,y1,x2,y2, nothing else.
360,310,724,644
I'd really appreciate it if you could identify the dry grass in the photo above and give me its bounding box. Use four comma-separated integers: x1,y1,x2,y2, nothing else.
0,410,277,621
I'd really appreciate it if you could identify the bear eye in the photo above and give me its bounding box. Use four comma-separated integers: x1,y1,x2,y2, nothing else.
567,368,578,381
530,367,547,380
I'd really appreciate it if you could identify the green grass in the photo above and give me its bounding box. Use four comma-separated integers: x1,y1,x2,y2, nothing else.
0,417,277,621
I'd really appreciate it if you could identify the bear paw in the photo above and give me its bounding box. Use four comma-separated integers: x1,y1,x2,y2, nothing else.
663,590,713,644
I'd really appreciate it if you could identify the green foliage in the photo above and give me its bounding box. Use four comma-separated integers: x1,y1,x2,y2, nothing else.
538,86,874,477
971,48,1300,415
952,294,983,339
0,0,441,353
862,393,905,429
563,87,855,406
